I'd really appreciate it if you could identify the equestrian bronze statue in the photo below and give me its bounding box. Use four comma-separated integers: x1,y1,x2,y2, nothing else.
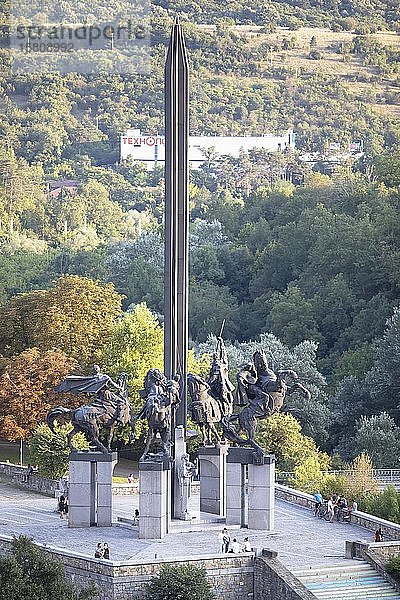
223,349,311,454
187,336,235,446
188,339,311,454
131,368,181,461
47,365,134,453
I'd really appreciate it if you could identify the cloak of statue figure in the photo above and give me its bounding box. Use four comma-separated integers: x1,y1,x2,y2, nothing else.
47,365,135,454
131,369,181,461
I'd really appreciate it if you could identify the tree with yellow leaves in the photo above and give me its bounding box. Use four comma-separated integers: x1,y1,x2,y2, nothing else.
0,274,122,365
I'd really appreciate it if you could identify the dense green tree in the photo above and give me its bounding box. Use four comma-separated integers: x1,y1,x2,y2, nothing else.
29,423,89,480
363,485,400,523
352,413,400,468
256,412,330,472
0,535,96,600
189,281,239,341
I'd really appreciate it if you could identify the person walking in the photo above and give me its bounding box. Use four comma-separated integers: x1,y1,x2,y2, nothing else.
63,497,69,518
26,464,34,481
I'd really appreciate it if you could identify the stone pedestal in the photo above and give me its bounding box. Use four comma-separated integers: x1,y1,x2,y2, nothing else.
226,448,275,530
68,451,117,528
198,444,228,516
226,448,254,526
248,454,275,531
139,457,171,539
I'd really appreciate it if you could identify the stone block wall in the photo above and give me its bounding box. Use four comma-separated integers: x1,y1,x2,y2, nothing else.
254,556,316,600
0,534,254,600
0,462,58,496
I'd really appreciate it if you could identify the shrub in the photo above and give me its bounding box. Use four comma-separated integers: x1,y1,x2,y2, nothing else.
309,50,323,60
361,486,400,524
145,564,215,600
29,423,89,479
387,556,400,574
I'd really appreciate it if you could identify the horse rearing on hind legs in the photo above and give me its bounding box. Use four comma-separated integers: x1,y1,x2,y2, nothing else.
223,350,311,455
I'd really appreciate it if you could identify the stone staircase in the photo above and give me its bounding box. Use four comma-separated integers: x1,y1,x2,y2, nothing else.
292,561,400,599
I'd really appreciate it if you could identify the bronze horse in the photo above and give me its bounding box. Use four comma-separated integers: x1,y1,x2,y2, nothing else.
47,372,133,454
132,369,180,460
187,373,223,446
223,350,311,454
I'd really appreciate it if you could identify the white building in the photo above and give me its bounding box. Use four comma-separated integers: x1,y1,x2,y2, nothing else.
120,128,296,169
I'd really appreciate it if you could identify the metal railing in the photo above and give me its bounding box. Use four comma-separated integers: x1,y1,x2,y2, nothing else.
276,469,400,485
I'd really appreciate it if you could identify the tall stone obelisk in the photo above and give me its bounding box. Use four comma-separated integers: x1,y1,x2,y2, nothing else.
164,18,190,519
164,19,189,424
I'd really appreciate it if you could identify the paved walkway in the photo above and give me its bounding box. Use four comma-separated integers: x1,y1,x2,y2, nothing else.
0,482,373,569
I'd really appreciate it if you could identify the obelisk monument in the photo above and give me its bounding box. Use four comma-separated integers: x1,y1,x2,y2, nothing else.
164,18,190,519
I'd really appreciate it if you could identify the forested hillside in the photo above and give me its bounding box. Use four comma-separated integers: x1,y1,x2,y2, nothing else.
0,3,400,462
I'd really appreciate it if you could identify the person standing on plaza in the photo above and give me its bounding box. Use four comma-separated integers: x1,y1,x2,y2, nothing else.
58,495,66,519
327,497,335,523
313,490,323,516
63,497,69,518
218,527,230,553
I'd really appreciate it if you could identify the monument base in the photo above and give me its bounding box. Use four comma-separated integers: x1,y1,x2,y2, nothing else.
139,456,171,539
198,444,228,516
68,451,117,528
226,447,275,530
248,454,275,530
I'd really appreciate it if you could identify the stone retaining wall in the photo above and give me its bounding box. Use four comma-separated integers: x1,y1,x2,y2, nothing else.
0,462,58,496
0,462,200,498
276,483,400,540
0,534,254,600
254,553,316,600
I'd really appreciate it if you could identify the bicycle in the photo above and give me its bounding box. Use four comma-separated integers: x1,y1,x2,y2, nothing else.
316,501,331,521
336,507,351,523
